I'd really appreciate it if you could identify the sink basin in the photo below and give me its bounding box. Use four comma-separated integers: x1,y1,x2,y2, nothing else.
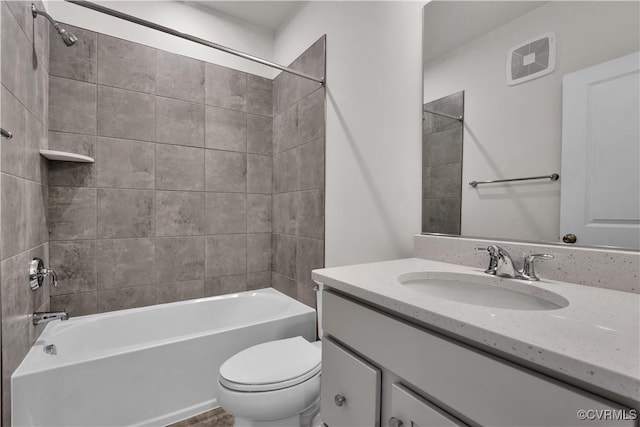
397,272,569,311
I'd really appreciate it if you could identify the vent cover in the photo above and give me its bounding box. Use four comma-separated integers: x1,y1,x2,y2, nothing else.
507,32,556,85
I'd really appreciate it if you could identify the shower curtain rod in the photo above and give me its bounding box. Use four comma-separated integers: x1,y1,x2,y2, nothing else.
64,0,325,85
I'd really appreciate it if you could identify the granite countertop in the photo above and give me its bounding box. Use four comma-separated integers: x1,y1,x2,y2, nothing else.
312,257,640,404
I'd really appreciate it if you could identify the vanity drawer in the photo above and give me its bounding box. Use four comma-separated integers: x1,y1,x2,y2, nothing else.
321,337,381,427
390,383,467,427
323,291,634,427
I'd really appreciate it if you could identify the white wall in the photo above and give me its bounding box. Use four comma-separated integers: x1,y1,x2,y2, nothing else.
45,0,276,78
274,2,424,267
423,1,639,242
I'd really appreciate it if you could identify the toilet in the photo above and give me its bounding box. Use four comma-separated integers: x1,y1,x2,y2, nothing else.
216,337,322,427
216,289,324,427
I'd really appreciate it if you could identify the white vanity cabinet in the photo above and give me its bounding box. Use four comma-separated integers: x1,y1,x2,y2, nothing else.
321,290,635,427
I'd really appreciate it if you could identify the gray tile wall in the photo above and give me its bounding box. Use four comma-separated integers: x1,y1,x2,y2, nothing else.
0,1,50,424
47,25,275,316
422,91,464,235
271,36,326,308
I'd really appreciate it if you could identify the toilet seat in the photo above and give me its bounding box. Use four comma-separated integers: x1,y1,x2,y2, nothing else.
219,337,321,392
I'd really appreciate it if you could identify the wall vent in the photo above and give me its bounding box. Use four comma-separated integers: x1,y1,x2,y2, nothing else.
506,32,556,86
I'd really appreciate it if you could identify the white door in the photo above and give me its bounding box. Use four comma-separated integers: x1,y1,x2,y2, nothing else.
560,51,640,249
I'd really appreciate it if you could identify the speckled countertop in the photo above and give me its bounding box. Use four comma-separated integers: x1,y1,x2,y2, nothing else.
312,257,640,404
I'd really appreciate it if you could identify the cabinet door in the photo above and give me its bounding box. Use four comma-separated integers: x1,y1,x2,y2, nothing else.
321,338,381,427
389,383,466,427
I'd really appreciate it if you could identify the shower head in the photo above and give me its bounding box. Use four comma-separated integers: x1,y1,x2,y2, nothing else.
58,28,78,47
31,4,78,47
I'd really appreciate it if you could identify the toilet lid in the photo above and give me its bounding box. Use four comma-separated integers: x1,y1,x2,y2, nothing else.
219,337,321,392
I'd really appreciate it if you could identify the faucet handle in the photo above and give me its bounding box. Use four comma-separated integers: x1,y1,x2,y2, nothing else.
28,258,58,290
475,245,500,275
43,268,58,287
521,254,554,281
524,253,554,261
475,245,500,256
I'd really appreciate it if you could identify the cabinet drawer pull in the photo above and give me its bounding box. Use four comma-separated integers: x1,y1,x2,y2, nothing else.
389,417,403,427
334,394,346,407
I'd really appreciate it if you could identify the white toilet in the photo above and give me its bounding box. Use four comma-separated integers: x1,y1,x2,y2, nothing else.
216,290,324,427
216,337,322,427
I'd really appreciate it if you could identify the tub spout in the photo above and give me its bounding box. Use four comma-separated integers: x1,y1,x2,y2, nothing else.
33,310,69,326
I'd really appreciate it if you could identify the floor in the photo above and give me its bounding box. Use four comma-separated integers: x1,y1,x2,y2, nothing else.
168,408,234,427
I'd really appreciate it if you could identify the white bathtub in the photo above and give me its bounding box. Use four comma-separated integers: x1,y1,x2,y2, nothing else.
12,288,316,427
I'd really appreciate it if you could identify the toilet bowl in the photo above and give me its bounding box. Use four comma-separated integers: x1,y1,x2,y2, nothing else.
216,337,322,427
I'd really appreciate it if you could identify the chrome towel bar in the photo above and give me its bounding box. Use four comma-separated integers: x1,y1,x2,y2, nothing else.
469,173,559,188
423,109,463,121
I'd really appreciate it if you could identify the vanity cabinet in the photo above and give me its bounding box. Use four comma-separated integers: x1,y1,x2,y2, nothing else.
321,290,635,427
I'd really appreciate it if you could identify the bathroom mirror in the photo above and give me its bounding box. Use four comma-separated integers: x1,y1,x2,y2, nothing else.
422,1,640,250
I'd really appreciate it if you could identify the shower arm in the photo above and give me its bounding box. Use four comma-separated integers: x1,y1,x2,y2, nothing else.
31,4,62,33
64,0,325,85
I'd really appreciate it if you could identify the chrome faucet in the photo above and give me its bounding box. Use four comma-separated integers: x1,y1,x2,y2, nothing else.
477,245,553,281
32,310,69,326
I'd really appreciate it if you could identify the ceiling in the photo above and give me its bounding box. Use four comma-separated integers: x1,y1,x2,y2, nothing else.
424,1,546,64
190,1,306,31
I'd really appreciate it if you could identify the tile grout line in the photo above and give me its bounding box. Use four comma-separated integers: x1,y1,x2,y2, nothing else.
1,82,47,132
153,55,160,301
245,82,249,289
51,74,273,118
203,83,209,284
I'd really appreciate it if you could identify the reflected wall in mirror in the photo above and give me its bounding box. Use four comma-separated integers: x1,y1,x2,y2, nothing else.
422,1,640,250
422,91,464,235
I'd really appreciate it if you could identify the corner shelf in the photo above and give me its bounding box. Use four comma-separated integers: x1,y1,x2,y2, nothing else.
39,150,94,163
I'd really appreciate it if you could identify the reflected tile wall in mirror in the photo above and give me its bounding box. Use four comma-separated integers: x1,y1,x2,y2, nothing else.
422,91,463,235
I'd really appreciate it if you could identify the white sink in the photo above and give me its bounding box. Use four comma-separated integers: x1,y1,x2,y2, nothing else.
397,272,569,311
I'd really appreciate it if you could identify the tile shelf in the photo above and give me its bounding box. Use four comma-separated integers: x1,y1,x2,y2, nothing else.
39,150,94,163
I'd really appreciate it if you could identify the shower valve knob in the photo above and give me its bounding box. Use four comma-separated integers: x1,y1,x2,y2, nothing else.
29,258,58,290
